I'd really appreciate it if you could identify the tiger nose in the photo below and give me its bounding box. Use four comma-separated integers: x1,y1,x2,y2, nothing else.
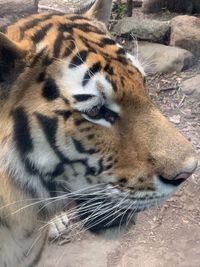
158,156,198,186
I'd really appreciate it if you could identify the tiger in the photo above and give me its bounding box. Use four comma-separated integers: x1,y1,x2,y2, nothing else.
0,0,198,266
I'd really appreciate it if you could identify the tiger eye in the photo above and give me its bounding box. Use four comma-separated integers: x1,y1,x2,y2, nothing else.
86,105,101,117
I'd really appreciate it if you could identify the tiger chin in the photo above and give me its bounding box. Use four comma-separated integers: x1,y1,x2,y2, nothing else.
0,0,198,266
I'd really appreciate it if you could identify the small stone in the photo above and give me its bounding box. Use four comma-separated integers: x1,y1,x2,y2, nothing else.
169,115,181,124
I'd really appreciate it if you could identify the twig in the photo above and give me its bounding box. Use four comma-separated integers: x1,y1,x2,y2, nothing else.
157,86,179,93
178,95,186,107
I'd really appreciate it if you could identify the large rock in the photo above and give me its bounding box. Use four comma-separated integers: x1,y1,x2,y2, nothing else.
0,0,38,16
170,15,200,56
193,0,200,12
0,17,11,30
143,0,200,14
112,17,170,44
182,74,200,99
135,42,193,74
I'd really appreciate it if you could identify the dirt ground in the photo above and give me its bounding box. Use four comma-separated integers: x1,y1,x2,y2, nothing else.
42,3,200,266
2,1,200,266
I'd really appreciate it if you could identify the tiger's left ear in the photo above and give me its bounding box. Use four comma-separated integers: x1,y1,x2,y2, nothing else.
0,33,27,85
83,0,113,24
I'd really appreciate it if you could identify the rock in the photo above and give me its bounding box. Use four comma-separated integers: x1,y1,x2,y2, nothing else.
143,0,198,14
112,17,170,44
133,0,143,7
193,0,200,12
170,15,200,56
0,0,38,16
182,74,200,99
135,42,193,74
169,115,181,124
119,0,143,7
0,17,12,30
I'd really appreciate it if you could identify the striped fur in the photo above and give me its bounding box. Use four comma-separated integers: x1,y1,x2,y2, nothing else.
0,0,197,266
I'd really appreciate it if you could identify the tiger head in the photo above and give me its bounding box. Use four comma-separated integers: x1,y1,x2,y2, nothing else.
0,0,197,234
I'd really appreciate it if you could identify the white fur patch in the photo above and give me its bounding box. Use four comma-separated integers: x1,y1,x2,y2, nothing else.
35,41,47,54
60,63,120,127
82,115,112,127
154,175,177,197
127,53,146,77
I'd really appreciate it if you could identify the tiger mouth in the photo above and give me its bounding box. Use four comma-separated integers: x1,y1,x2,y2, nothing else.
75,195,162,234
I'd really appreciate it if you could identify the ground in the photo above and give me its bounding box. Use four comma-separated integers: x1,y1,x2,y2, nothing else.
2,1,200,266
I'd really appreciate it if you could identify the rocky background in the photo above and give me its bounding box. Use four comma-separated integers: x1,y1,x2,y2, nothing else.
1,1,200,266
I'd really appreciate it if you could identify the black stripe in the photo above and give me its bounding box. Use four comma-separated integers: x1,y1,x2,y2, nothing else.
80,23,104,35
96,159,104,175
12,107,33,156
80,36,122,62
117,48,126,55
53,32,63,58
69,50,88,68
74,94,94,102
120,76,125,87
24,158,40,176
69,15,90,21
61,96,69,104
85,166,96,176
19,19,40,38
104,63,114,75
72,138,96,154
79,36,96,54
37,71,46,83
36,113,69,163
55,110,72,120
36,114,57,146
27,233,47,267
23,158,62,198
42,55,54,66
63,41,76,57
30,48,47,67
105,163,113,170
42,78,60,101
74,118,87,126
51,163,65,177
87,134,94,140
19,14,53,39
82,62,101,86
31,23,52,43
100,38,116,47
59,22,104,35
117,56,128,65
58,23,74,34
107,79,117,92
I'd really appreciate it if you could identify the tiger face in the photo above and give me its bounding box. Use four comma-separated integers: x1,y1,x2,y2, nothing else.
0,0,197,234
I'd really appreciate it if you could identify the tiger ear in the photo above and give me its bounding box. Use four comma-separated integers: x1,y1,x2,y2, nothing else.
0,33,26,84
83,0,113,23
